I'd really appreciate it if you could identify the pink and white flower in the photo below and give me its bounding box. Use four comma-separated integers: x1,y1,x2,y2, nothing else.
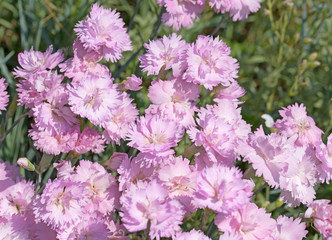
183,35,239,90
74,3,132,62
139,33,188,76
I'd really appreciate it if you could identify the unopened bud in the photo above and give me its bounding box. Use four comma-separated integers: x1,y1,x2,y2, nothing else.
105,152,128,171
17,157,35,171
302,38,312,44
308,52,318,62
261,114,275,128
309,61,320,68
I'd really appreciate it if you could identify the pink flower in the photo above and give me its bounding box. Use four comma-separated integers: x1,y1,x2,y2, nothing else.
158,156,197,199
209,0,261,21
72,160,120,215
127,114,184,164
0,180,35,218
242,126,298,188
117,155,155,191
0,78,9,113
315,133,332,183
57,216,110,240
34,178,89,229
214,81,246,104
53,160,74,180
28,125,79,155
174,229,211,240
215,202,276,240
13,45,64,79
139,33,187,76
194,164,254,213
102,92,138,144
67,73,121,126
188,101,251,166
146,78,200,128
279,146,318,206
120,180,185,240
74,3,132,62
124,74,142,91
274,103,323,146
272,216,308,240
16,71,64,108
32,98,79,134
305,199,332,239
183,35,239,90
156,0,206,30
59,39,110,83
74,126,105,154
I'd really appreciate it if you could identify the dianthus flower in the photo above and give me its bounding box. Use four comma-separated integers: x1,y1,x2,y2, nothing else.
305,199,332,239
209,0,261,21
74,126,105,154
53,160,74,180
214,81,246,104
57,216,110,240
156,0,206,30
188,100,251,165
28,125,79,155
274,103,323,146
146,78,200,128
215,202,276,240
120,180,185,240
59,39,110,83
124,74,142,91
315,133,332,183
272,216,308,240
102,92,138,144
174,229,211,240
183,35,239,90
0,180,34,218
0,78,9,114
117,154,155,191
72,160,120,215
139,33,187,76
127,114,184,165
13,45,64,79
16,71,64,108
158,156,197,199
0,215,31,240
32,96,79,134
67,73,121,126
34,178,89,229
194,164,254,213
74,3,132,62
279,146,318,206
241,126,298,188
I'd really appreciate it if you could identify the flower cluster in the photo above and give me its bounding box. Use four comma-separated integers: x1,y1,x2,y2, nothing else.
2,2,331,240
12,4,137,155
156,0,262,30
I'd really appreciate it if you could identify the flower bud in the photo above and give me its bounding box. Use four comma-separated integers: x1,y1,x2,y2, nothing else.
17,157,35,171
105,152,128,171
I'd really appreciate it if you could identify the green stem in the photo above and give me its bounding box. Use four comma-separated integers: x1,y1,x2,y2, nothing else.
0,112,29,147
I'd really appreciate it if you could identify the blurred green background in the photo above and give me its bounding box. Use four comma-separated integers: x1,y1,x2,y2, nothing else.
0,0,331,239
